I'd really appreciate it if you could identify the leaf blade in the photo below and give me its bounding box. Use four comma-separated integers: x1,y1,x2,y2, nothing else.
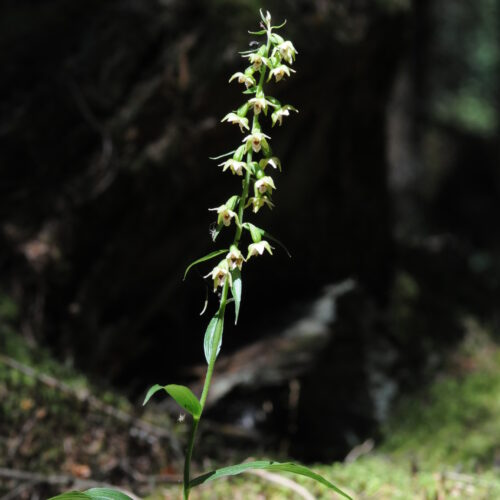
165,384,201,418
85,489,134,500
183,249,228,280
189,461,352,499
142,383,164,406
203,312,224,364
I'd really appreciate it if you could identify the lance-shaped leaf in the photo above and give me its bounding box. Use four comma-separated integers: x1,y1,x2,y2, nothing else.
230,268,242,324
183,249,228,280
204,311,224,364
49,489,133,500
143,384,201,418
189,461,352,499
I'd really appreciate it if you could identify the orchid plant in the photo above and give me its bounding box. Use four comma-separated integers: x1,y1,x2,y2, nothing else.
51,11,351,500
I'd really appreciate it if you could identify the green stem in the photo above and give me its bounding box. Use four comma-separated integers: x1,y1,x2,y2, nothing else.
183,26,273,500
183,281,229,499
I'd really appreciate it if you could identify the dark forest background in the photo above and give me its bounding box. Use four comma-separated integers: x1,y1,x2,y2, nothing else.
1,0,499,497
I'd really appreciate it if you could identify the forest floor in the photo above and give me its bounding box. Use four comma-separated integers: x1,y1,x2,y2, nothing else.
1,295,500,499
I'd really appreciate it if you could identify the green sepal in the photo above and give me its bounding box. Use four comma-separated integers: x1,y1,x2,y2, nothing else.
270,33,285,45
226,195,239,211
243,222,265,243
183,249,228,280
237,102,250,117
230,268,242,324
266,96,282,107
189,461,352,499
233,145,247,162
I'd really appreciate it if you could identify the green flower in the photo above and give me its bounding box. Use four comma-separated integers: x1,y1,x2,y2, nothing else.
228,71,256,89
247,53,269,71
268,64,295,82
255,176,276,195
243,131,271,153
246,195,274,213
276,41,298,65
221,112,250,132
209,204,239,227
259,157,281,171
219,159,248,176
226,246,245,271
271,105,298,126
204,261,232,291
247,240,273,260
248,97,272,115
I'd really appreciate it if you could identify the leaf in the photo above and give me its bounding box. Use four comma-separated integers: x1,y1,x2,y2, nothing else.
203,312,224,364
230,268,242,324
209,149,236,160
242,222,264,243
165,384,201,418
49,493,90,500
189,461,352,499
49,490,134,500
143,383,165,406
84,489,134,500
264,231,292,258
183,249,228,280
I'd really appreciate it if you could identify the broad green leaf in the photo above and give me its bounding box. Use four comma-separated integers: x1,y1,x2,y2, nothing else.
183,249,228,280
143,383,164,406
84,489,133,500
189,461,352,499
264,231,292,258
49,493,90,500
230,268,242,324
165,384,201,418
204,312,224,364
243,222,264,243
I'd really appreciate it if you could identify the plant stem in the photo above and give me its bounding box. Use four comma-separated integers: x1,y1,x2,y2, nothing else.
183,27,272,500
183,282,229,499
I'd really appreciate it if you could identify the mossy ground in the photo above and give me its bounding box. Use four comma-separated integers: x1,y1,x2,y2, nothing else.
1,288,499,499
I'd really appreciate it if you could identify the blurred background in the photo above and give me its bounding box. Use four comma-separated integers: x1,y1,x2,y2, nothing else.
1,0,499,498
